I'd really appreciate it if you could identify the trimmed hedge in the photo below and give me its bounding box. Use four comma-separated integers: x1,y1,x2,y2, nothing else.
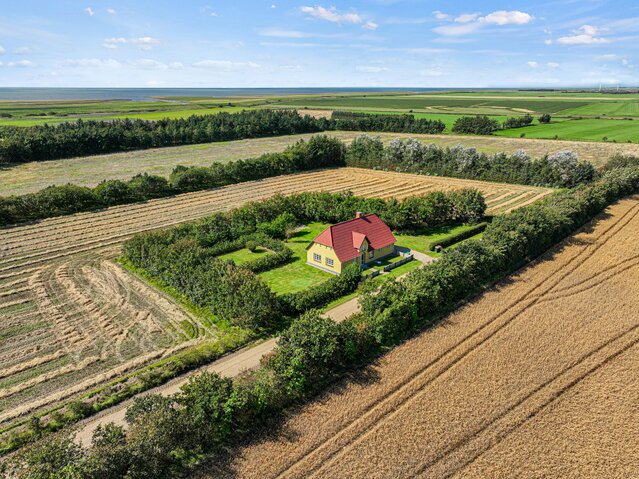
427,222,488,251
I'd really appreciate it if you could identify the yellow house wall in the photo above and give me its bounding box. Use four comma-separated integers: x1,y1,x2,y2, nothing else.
307,241,397,274
307,243,342,274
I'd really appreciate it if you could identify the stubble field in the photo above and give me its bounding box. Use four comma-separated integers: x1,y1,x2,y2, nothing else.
0,168,550,427
199,196,639,479
1,131,637,196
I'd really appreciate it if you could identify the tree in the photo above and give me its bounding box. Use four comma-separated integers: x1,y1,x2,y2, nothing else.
177,372,234,448
8,433,87,479
538,113,552,123
452,116,500,135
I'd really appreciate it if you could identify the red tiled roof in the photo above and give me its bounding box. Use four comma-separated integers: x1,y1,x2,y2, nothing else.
312,214,396,262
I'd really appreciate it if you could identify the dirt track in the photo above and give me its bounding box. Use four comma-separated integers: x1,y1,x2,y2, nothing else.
197,196,639,479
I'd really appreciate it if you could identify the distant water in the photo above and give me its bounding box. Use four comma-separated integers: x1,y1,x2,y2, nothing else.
0,87,457,101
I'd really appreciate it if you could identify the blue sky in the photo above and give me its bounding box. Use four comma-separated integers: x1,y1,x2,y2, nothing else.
0,0,637,87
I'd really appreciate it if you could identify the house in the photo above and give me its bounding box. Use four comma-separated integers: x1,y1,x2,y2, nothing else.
306,213,397,274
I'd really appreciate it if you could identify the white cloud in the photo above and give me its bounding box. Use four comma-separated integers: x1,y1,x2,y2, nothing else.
433,10,533,36
555,25,609,45
301,6,362,24
102,37,127,49
128,59,169,70
192,60,260,70
363,21,378,30
85,7,95,16
547,62,560,68
596,54,620,61
455,13,479,24
257,28,344,38
0,46,5,55
479,10,534,25
433,11,450,21
102,36,159,50
7,60,36,68
62,58,121,68
106,8,116,15
13,46,32,54
129,36,160,50
355,65,389,73
527,61,539,68
433,23,480,36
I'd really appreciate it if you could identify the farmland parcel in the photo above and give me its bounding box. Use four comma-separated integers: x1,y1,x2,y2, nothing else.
0,168,549,431
199,196,639,479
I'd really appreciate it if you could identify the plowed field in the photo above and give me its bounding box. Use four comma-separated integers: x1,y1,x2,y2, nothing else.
199,196,639,479
0,168,550,427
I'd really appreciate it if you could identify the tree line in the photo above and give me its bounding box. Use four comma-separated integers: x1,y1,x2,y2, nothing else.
8,163,639,479
346,135,596,187
0,109,447,164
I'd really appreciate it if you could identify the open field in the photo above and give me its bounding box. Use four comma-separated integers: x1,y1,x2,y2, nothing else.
495,118,639,142
0,168,549,426
198,195,639,479
2,131,637,197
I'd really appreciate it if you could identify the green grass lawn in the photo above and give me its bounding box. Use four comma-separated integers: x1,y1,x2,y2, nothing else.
495,118,639,142
217,247,271,265
394,224,483,253
258,223,333,295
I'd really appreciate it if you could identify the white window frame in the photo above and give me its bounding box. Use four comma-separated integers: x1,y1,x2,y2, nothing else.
313,253,322,262
326,257,334,267
369,250,374,259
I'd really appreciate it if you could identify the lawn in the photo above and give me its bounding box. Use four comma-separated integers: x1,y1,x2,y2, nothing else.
258,223,333,295
394,224,483,254
217,247,271,265
495,118,639,142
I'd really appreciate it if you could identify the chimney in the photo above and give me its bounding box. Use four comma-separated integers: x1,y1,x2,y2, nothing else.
356,212,363,219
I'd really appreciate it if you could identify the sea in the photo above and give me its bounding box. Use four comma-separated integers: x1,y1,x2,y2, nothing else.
0,87,459,101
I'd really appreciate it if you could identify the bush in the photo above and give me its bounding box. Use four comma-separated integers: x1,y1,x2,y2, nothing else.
94,179,138,206
427,222,488,251
345,136,596,188
330,111,445,134
503,114,533,129
538,113,551,123
452,115,500,135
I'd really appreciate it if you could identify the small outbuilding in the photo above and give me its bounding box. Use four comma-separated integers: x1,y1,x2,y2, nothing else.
306,213,396,274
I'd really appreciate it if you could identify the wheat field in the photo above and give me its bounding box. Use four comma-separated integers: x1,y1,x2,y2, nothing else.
198,196,639,479
0,168,549,427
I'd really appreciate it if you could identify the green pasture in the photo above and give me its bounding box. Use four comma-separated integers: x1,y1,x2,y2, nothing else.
495,118,639,142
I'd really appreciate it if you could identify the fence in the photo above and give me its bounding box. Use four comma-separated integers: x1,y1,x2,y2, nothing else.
383,254,414,272
360,269,381,282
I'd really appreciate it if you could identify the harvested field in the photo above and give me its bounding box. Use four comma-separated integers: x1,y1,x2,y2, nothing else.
197,196,639,479
0,168,549,426
0,131,634,196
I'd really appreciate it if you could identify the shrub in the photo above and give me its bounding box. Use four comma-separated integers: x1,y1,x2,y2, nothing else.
452,115,500,135
503,114,533,129
538,113,551,123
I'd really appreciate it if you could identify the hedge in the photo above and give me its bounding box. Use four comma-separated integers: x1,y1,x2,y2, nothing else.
427,222,488,251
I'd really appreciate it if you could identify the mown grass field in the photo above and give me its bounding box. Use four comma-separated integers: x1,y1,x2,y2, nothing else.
203,196,639,479
494,118,639,142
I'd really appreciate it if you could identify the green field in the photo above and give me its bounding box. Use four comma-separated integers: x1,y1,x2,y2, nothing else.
3,89,639,143
494,118,639,142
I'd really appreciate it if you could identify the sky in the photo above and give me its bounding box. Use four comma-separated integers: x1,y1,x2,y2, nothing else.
0,0,637,88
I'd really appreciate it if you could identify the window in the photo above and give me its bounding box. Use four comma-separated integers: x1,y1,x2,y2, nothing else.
369,250,374,259
313,253,321,262
326,257,334,267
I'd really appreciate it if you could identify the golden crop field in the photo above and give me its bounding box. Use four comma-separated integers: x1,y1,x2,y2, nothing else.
200,196,639,479
0,168,550,428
